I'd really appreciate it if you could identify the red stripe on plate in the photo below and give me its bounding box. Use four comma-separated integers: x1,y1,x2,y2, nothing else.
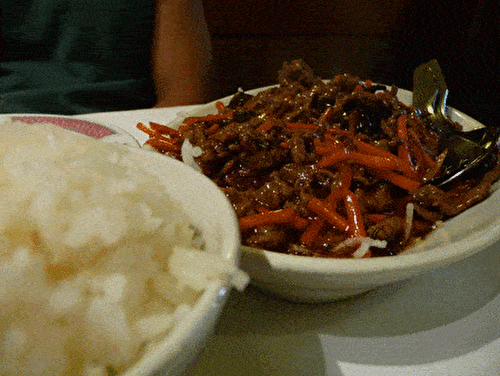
11,116,115,139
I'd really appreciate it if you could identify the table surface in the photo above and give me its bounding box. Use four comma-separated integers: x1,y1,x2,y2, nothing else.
75,107,500,376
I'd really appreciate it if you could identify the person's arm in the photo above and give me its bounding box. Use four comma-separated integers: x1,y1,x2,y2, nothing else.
152,0,212,107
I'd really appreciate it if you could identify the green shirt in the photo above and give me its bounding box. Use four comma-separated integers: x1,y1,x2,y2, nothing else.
1,0,156,114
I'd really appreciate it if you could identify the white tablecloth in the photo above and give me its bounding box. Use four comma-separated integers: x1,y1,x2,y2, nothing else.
76,107,500,376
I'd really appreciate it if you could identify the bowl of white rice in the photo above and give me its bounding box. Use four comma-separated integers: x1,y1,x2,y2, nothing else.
0,120,248,376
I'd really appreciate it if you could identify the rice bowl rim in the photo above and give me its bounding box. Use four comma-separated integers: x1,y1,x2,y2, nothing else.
0,113,140,147
123,279,229,376
164,82,500,276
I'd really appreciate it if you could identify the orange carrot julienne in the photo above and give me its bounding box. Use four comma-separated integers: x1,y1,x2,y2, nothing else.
149,122,181,137
307,197,350,232
344,190,366,237
352,139,418,179
144,138,182,153
378,170,421,191
239,208,297,230
257,120,273,132
324,133,341,143
286,122,317,130
292,215,310,230
177,124,192,134
352,139,395,160
326,189,342,211
338,164,353,191
215,101,226,112
326,165,352,209
315,149,351,167
137,122,157,138
300,217,324,247
314,138,344,155
326,127,355,137
317,150,398,170
367,213,389,222
397,115,409,141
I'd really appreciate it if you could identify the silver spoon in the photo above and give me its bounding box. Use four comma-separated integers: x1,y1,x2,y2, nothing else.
412,59,499,187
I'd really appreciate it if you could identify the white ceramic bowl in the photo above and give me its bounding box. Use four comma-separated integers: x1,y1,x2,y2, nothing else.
164,86,500,303
1,116,243,374
121,147,243,374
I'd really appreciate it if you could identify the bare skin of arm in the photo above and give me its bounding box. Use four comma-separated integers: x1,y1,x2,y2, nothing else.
152,0,212,107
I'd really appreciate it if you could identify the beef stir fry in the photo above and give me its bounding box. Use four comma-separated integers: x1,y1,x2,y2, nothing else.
138,60,500,258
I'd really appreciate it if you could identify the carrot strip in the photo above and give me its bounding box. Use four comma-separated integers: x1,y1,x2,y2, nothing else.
137,122,156,138
378,170,421,191
256,120,273,132
314,138,344,155
279,141,290,149
317,150,398,170
323,133,341,143
316,149,351,167
344,190,366,237
149,122,181,138
367,213,389,222
292,215,309,230
300,217,324,247
397,115,409,140
326,164,353,208
286,122,317,130
314,144,335,156
352,139,418,178
144,138,182,153
352,139,394,160
325,127,355,137
338,164,353,191
177,124,192,134
215,101,226,112
307,197,350,232
239,208,297,230
326,190,342,211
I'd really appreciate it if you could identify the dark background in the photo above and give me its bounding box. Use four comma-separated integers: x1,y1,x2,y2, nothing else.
203,0,499,127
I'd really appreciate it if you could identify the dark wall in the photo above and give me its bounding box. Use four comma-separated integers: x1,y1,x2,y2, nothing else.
203,0,499,126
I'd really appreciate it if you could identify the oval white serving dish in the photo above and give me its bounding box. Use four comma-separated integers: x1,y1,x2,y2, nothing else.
163,84,500,303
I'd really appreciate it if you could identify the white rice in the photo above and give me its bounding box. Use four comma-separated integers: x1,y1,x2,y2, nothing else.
0,121,247,376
